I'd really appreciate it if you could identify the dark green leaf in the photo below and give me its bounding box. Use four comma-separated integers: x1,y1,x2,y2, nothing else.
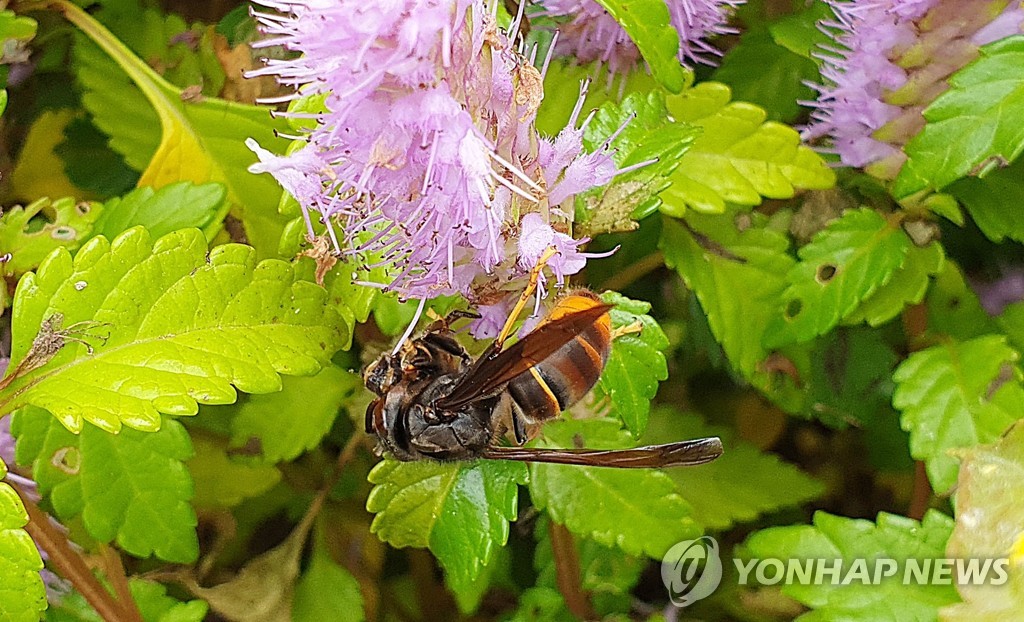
767,2,834,59
948,158,1024,243
925,261,998,341
293,530,365,621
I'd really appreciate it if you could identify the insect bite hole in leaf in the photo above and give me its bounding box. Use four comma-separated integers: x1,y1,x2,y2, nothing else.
784,298,803,320
816,263,837,283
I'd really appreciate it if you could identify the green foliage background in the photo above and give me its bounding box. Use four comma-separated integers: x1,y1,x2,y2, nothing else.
0,0,1022,621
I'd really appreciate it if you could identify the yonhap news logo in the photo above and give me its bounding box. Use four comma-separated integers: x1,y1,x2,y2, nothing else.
662,536,1010,607
661,537,723,607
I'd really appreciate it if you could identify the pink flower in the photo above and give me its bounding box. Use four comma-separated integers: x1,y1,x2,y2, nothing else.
247,0,624,317
804,0,1024,177
541,0,744,77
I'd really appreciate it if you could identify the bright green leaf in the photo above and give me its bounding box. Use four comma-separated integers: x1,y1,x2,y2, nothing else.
661,213,794,376
188,435,281,509
0,227,344,433
894,36,1024,198
366,458,527,592
767,2,834,59
644,408,823,530
230,366,358,463
69,4,290,255
130,579,209,622
765,208,911,348
590,0,685,92
293,529,365,622
662,82,834,215
92,181,226,241
13,406,199,562
529,418,700,558
0,11,37,41
594,292,668,437
843,242,945,327
925,261,997,341
942,421,1024,620
0,197,101,277
744,511,959,621
948,158,1024,244
893,335,1024,493
0,467,47,622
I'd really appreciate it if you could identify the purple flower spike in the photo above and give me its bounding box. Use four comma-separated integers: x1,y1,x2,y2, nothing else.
247,0,625,323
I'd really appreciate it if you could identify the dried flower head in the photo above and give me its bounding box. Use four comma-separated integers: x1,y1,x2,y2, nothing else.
804,0,1024,177
247,0,627,335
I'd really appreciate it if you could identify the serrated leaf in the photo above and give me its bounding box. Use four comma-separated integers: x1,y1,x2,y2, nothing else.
0,227,344,433
925,261,998,341
744,510,959,621
714,27,818,123
647,408,823,530
843,242,945,327
69,4,290,255
661,82,834,215
579,92,699,232
765,208,911,348
948,158,1024,243
594,292,668,437
130,579,208,622
893,335,1024,493
11,110,99,203
56,116,140,198
591,0,685,92
529,418,700,558
293,528,365,622
92,181,226,241
229,366,357,463
942,421,1024,620
661,213,794,376
0,196,101,277
366,458,527,592
0,469,47,622
894,36,1024,198
188,435,281,509
13,405,198,562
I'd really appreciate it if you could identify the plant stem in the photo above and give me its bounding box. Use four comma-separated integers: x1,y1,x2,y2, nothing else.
548,520,593,620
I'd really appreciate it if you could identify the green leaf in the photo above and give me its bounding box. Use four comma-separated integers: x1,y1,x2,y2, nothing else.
643,408,823,530
661,82,835,215
92,181,226,241
188,435,281,509
590,0,685,92
767,2,834,59
894,36,1024,198
0,465,47,622
230,366,358,463
948,158,1024,243
130,579,208,622
925,261,998,341
366,458,527,593
713,27,818,123
580,92,700,232
594,292,668,437
842,242,945,327
661,213,794,376
942,421,1024,620
504,587,574,622
0,227,344,433
56,117,140,198
293,529,365,622
743,511,959,621
0,10,37,41
0,197,101,277
764,208,911,348
529,418,699,558
13,406,199,562
893,335,1024,493
69,4,290,256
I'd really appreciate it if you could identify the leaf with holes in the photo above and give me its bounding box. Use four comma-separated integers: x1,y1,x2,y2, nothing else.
942,421,1024,621
661,213,794,376
529,418,700,558
744,511,959,620
893,335,1024,493
0,196,100,278
70,4,290,255
894,36,1024,198
764,208,910,348
925,262,998,341
366,458,527,597
92,181,226,241
0,227,344,432
591,0,686,92
12,405,198,562
594,292,668,437
661,82,834,215
0,458,46,622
